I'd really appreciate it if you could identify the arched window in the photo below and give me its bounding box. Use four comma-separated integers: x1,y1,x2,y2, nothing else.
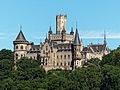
46,59,47,65
16,46,18,49
64,55,66,59
16,53,18,60
61,62,62,66
21,54,23,58
21,45,23,49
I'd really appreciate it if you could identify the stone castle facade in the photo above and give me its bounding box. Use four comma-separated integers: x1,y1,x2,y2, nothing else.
13,15,110,70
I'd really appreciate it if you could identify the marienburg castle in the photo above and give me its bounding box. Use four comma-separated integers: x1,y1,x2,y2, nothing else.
13,15,110,70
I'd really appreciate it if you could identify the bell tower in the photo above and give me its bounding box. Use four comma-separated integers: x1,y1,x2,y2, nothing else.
56,15,67,34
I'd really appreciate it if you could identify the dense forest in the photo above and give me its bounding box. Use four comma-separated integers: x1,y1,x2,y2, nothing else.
0,47,120,90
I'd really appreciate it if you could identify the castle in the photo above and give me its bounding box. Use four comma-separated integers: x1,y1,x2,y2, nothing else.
13,15,110,70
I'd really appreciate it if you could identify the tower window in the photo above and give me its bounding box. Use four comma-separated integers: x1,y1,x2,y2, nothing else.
21,45,23,49
61,55,62,59
46,59,47,65
64,55,66,59
16,46,18,49
61,62,62,66
21,54,23,58
57,55,59,59
16,53,18,60
68,55,70,59
57,63,59,66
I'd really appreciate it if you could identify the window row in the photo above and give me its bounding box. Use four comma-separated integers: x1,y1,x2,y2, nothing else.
15,45,27,50
57,55,71,59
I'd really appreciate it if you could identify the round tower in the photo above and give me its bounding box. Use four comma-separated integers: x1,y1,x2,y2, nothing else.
13,27,28,60
72,28,83,69
56,15,67,34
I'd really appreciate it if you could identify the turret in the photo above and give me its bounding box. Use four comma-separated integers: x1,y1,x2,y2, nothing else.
56,15,67,34
13,26,28,60
72,28,83,69
61,26,66,42
70,27,74,35
48,26,52,40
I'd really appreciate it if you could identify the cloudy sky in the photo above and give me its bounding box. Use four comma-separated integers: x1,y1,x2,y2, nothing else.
0,0,120,50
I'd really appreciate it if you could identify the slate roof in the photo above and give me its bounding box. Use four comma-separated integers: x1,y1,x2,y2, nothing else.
74,28,81,45
88,44,106,53
15,30,27,41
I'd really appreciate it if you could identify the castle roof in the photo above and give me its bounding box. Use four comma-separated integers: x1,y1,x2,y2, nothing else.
74,28,81,45
15,30,27,42
88,44,107,53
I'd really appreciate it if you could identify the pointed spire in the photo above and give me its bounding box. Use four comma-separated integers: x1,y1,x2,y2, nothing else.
20,25,22,31
70,27,74,35
104,30,107,45
74,28,81,45
48,26,52,34
15,26,27,41
76,21,78,29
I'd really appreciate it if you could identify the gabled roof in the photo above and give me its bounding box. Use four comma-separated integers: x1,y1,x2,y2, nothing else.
88,44,107,53
74,28,81,45
15,30,27,41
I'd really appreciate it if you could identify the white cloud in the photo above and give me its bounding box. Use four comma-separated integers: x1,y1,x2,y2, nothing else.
79,30,120,39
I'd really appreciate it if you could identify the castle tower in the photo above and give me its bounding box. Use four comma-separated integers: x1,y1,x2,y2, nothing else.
48,26,52,40
56,15,67,34
13,26,28,61
72,28,83,69
61,26,66,42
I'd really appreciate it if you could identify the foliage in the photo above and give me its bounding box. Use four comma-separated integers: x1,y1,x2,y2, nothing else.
0,48,120,90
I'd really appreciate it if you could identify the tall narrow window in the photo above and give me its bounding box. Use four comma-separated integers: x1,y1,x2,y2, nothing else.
16,53,18,60
64,55,66,59
21,45,23,49
16,46,18,49
68,55,70,59
61,55,62,59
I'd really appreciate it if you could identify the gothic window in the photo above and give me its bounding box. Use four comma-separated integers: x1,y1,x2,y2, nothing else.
16,46,18,49
57,63,59,66
68,62,71,66
57,55,59,59
46,59,47,65
61,55,62,59
64,55,66,59
21,45,23,50
21,54,23,58
68,55,70,59
61,62,62,66
54,53,55,57
64,62,66,66
16,53,18,60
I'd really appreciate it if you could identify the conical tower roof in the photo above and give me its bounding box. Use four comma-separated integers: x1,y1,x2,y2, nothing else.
74,28,81,45
15,30,27,41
